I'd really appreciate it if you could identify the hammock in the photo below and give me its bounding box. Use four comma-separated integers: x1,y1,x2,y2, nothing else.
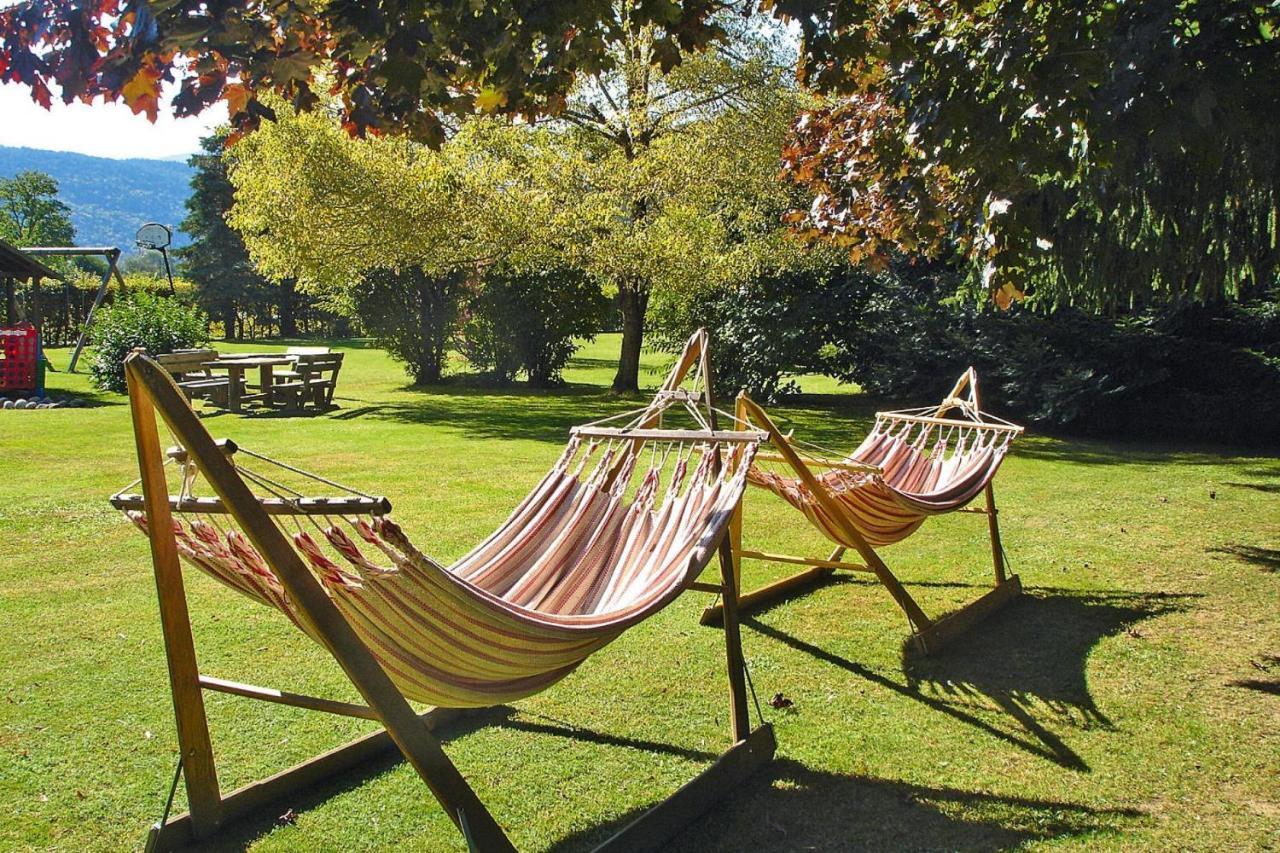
746,391,1017,547
702,368,1025,654
121,433,753,707
117,329,775,853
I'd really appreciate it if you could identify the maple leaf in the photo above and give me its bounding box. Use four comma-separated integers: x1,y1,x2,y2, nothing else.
122,65,161,121
474,87,508,113
223,82,250,116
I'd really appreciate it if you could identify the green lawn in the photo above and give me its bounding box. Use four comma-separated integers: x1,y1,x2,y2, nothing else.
1,334,1277,851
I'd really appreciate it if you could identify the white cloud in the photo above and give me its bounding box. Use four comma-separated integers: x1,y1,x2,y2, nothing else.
0,81,227,160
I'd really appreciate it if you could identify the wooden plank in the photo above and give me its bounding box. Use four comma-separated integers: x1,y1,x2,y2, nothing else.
199,676,380,721
147,707,468,852
110,494,393,517
594,724,776,853
735,549,873,573
701,565,836,627
572,426,764,443
910,575,1022,655
126,353,517,852
126,368,224,836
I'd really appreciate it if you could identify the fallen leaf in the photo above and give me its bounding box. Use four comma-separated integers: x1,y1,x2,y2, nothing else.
769,692,794,710
278,808,298,826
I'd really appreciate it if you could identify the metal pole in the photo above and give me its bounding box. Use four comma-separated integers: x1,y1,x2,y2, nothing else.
68,249,119,372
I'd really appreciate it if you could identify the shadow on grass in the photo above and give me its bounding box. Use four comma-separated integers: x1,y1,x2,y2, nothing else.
1209,544,1280,572
185,705,726,852
744,586,1194,772
553,757,1143,852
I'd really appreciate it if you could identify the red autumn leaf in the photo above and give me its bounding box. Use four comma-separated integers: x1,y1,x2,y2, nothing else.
223,82,250,116
122,65,162,121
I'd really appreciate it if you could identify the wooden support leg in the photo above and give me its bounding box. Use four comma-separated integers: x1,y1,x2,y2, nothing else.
717,534,751,742
985,483,1007,585
127,374,224,836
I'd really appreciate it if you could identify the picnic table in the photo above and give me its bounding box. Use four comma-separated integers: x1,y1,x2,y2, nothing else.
203,355,294,413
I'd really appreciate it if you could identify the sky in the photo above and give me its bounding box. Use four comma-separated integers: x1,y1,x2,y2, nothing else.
0,82,227,160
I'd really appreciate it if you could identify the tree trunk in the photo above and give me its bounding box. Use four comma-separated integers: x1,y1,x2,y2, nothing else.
612,282,648,394
222,303,236,341
279,278,297,337
414,275,443,384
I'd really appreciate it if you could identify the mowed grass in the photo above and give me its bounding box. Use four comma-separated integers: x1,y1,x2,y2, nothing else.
1,333,1277,851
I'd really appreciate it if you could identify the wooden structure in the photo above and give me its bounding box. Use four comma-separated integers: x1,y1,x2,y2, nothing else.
271,350,344,411
22,245,126,372
119,328,773,851
1,240,60,394
702,370,1023,655
155,349,232,407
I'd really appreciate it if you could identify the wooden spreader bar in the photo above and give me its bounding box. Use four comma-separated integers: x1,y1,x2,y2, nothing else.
875,411,1024,434
123,328,774,853
109,493,393,516
571,425,765,443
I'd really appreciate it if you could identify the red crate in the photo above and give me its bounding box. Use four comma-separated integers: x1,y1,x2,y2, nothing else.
0,323,39,394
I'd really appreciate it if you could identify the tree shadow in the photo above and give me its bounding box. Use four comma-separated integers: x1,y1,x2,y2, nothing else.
1208,544,1280,572
743,587,1194,772
1230,654,1280,696
327,385,645,444
551,758,1143,852
1223,481,1280,494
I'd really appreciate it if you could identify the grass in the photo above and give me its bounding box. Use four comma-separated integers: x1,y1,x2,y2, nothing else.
2,333,1277,851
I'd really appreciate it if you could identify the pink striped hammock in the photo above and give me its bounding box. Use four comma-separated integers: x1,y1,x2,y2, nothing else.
113,340,761,709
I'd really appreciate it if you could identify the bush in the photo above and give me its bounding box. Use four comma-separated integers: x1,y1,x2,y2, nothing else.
353,266,463,384
460,267,610,387
88,293,208,392
656,261,1280,445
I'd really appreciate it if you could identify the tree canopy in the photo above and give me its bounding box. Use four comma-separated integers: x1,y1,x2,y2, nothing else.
0,170,75,247
0,0,731,147
775,0,1280,309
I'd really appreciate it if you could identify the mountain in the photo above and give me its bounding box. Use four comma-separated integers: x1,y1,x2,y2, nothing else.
0,146,194,251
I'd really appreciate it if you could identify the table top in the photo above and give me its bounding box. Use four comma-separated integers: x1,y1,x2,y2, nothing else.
204,356,294,368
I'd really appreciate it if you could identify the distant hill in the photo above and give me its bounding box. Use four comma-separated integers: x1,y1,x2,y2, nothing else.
0,146,194,251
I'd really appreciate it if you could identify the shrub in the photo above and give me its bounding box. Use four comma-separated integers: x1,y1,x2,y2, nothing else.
88,293,208,392
353,266,463,384
460,267,610,387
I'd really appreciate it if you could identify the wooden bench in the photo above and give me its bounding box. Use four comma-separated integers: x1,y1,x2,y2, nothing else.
272,351,344,411
155,349,234,408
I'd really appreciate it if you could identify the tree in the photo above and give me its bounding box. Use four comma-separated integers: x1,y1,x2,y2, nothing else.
773,0,1280,310
0,0,728,147
355,267,463,385
0,170,74,246
540,12,802,392
177,131,273,340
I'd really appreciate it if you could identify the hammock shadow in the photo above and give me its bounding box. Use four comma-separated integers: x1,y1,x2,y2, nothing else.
184,706,726,851
550,758,1143,852
742,587,1193,772
901,589,1194,751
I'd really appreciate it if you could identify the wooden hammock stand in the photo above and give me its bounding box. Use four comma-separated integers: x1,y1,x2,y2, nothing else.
122,332,774,853
701,369,1023,655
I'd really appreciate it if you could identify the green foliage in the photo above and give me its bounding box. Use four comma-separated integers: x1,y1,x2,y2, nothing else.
0,169,74,248
178,131,280,340
353,267,463,385
0,0,726,147
87,293,207,393
777,0,1280,310
460,267,611,387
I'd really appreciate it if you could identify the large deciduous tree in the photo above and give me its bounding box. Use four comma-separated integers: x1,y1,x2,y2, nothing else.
0,0,729,147
0,170,75,246
773,0,1280,310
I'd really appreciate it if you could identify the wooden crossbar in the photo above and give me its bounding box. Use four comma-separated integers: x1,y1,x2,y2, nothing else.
571,426,764,443
875,411,1024,434
109,494,393,516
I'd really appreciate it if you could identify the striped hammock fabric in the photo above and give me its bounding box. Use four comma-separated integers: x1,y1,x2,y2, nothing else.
127,437,755,708
747,414,1014,548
